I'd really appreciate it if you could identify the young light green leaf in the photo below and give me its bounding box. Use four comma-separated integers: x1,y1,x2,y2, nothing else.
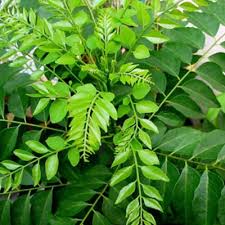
143,197,163,212
126,198,139,216
139,119,159,133
45,154,59,180
1,160,21,170
141,165,169,182
32,162,41,186
110,166,133,186
55,54,75,65
133,45,150,59
138,130,152,149
112,151,130,167
120,26,136,48
12,169,23,190
132,83,151,100
14,149,36,161
49,99,68,124
115,182,136,204
46,136,66,151
142,184,162,201
33,98,50,116
138,150,159,165
4,176,12,193
136,101,159,114
26,140,49,154
68,148,80,167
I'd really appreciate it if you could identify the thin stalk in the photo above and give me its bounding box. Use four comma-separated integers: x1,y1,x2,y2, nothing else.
79,183,108,225
149,31,225,120
156,152,225,172
0,119,65,133
0,183,69,196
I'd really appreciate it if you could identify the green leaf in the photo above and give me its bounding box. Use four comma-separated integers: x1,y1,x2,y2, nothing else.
14,149,36,161
138,150,159,165
144,30,169,44
138,130,152,149
32,162,41,186
4,176,12,192
191,129,225,161
142,184,162,201
8,90,28,119
12,169,24,190
93,211,111,225
112,151,130,167
143,197,163,212
139,119,159,133
209,52,225,71
158,127,202,156
141,165,169,182
188,12,219,36
192,170,223,225
133,45,150,59
218,187,225,225
0,127,19,160
45,154,59,180
110,166,133,186
132,83,150,100
68,148,80,167
151,70,167,94
172,164,200,225
136,100,159,114
134,1,151,27
126,198,139,216
55,54,75,65
197,62,225,92
216,144,225,163
120,26,136,48
155,160,180,211
26,140,49,154
31,190,52,225
156,111,184,127
217,93,225,113
1,160,21,170
33,98,50,116
12,194,31,225
169,95,203,119
147,49,181,77
46,136,66,151
115,182,136,204
181,79,218,109
165,27,205,49
49,99,68,123
165,42,192,64
0,200,11,225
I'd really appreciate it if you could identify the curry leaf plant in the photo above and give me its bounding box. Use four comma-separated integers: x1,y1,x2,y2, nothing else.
0,0,225,224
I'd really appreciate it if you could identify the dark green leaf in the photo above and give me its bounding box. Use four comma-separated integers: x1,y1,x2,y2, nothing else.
192,170,223,225
0,127,19,160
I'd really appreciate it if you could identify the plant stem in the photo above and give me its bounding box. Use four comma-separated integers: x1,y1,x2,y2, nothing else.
0,183,69,196
156,152,225,172
0,119,65,133
79,183,108,225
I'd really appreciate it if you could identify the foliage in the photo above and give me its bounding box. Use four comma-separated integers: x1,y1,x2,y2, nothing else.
0,0,225,224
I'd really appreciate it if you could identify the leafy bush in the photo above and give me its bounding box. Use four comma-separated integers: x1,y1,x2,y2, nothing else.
0,0,225,224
